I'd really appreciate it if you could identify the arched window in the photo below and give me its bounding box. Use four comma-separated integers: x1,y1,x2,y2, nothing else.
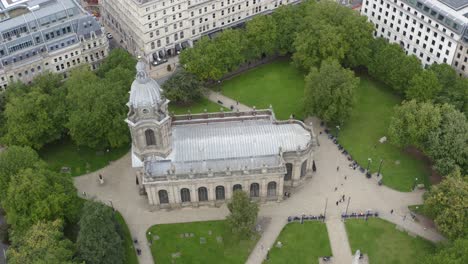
233,184,242,192
267,182,277,197
215,186,225,200
158,190,169,204
180,188,191,203
285,163,293,181
145,129,156,146
300,160,307,178
250,183,259,198
198,187,208,202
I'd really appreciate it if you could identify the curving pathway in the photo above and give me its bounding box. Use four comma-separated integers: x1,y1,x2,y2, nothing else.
74,95,444,264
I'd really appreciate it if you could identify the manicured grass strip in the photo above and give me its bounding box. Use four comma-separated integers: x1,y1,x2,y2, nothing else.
345,218,435,264
115,212,139,264
267,222,332,264
147,220,258,264
337,76,429,191
169,97,228,114
39,137,129,177
220,60,305,120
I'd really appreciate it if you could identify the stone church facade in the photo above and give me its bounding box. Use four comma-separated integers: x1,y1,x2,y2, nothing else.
126,60,318,209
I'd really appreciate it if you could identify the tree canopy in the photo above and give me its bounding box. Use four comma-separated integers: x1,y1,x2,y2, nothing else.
226,190,259,239
419,238,468,264
76,201,125,264
304,59,358,124
7,220,75,264
162,69,203,104
423,169,468,240
406,70,442,102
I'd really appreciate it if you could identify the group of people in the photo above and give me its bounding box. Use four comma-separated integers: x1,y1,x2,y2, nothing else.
336,194,346,206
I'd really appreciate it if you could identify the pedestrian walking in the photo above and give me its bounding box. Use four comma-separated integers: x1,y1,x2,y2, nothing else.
98,174,104,184
236,101,239,105
342,194,345,200
390,209,394,214
334,187,337,191
136,175,139,185
403,215,407,221
337,166,340,172
336,201,339,206
344,175,347,180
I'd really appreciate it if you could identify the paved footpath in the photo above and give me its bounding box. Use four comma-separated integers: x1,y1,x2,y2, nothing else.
74,100,444,264
326,218,353,263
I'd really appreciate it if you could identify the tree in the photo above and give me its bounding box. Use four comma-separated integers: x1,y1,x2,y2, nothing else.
65,67,129,148
0,146,42,202
419,238,468,264
244,15,278,60
406,70,442,102
3,168,81,235
304,59,358,124
272,4,304,55
226,190,259,239
214,29,246,72
7,220,75,264
388,100,442,149
96,48,137,77
429,63,468,113
76,201,125,264
423,169,468,240
180,36,227,81
162,69,203,104
426,104,468,175
1,73,66,149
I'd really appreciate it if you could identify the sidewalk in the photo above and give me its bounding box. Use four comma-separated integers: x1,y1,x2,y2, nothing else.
206,90,252,111
326,218,353,263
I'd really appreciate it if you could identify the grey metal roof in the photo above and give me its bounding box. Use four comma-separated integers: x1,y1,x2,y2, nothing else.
438,0,468,11
145,119,311,176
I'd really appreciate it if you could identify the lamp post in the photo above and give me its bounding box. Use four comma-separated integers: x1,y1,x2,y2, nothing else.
413,178,419,190
366,158,372,178
323,198,328,222
344,197,351,222
336,125,340,139
377,159,384,177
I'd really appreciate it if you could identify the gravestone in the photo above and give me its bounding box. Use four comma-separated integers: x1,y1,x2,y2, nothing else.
190,233,194,237
216,236,223,243
179,234,184,238
153,235,160,241
208,230,212,235
60,167,71,174
200,237,206,244
184,233,190,238
171,252,181,258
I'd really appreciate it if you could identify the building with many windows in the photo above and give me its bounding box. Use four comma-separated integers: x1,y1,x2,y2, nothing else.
0,0,109,91
361,0,468,76
101,0,300,65
127,59,317,208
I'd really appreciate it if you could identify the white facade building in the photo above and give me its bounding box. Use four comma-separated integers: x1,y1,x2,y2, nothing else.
101,0,300,64
0,0,109,91
126,59,318,208
361,0,468,76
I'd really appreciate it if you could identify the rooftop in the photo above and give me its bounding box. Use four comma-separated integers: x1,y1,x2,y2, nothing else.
438,0,468,11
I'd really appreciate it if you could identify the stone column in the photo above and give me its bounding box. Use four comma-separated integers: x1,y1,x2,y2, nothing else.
260,178,267,202
292,161,302,186
209,183,215,206
277,176,284,202
172,185,180,204
226,182,232,200
244,180,250,195
191,184,198,207
146,186,155,205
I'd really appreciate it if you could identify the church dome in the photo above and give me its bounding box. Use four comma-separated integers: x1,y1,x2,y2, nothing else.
129,60,162,108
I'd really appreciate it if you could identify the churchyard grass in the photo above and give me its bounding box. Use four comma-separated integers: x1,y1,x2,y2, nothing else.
39,137,129,177
266,222,332,264
220,60,305,120
337,76,429,191
147,220,258,264
115,212,139,264
169,97,228,114
345,218,435,264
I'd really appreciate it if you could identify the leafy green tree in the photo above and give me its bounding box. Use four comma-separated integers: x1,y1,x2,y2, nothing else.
293,22,346,71
76,201,125,264
420,238,468,264
272,4,304,55
304,59,358,124
226,190,259,239
388,100,442,149
423,169,468,240
7,220,75,264
65,67,129,148
96,48,137,77
406,70,442,101
180,36,226,81
214,29,246,72
162,69,203,104
3,168,81,235
244,15,278,60
1,73,66,149
429,64,468,113
0,146,42,202
427,104,468,175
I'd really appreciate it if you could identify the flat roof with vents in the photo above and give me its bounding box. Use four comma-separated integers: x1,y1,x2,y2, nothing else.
439,0,468,11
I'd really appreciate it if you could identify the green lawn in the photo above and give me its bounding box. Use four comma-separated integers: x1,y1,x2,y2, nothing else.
337,76,429,191
220,60,305,120
267,222,332,264
147,220,258,264
345,218,435,264
169,97,228,115
39,138,129,177
115,212,139,264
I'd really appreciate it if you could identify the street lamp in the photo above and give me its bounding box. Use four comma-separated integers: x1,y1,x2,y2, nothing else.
366,158,372,178
413,178,419,190
336,125,341,139
377,159,384,177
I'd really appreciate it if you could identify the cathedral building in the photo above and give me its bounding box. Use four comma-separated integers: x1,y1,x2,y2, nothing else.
126,59,318,209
